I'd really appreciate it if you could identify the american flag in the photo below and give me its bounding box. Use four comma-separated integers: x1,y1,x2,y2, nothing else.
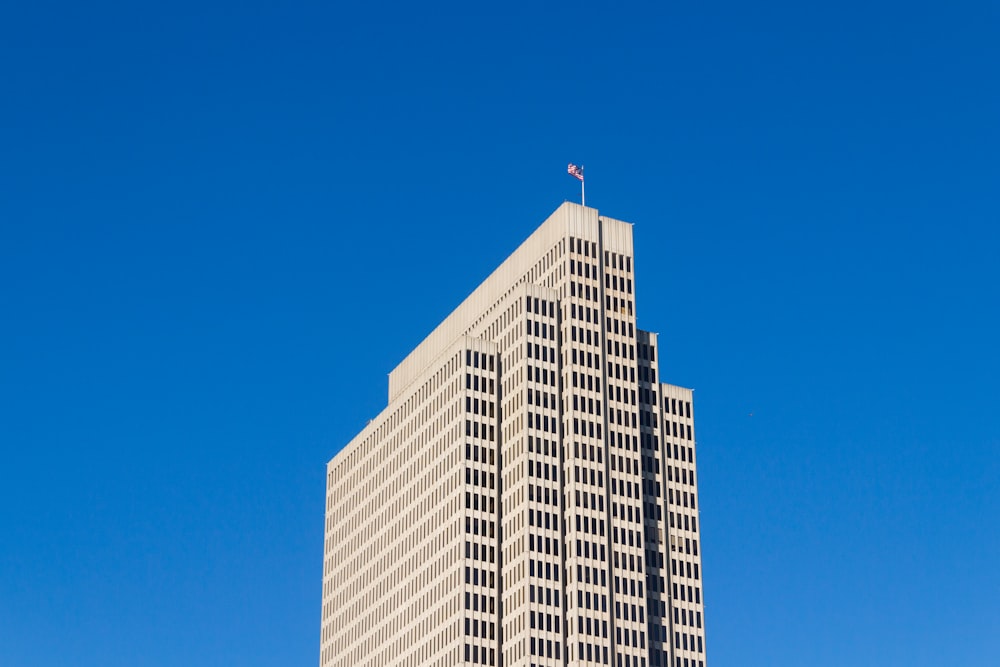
567,163,584,181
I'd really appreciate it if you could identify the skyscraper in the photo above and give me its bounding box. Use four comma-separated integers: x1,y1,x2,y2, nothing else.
321,203,707,667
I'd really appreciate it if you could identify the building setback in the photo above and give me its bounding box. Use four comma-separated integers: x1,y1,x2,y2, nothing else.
321,203,707,667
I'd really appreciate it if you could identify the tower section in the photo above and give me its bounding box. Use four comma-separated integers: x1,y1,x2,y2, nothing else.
322,339,478,667
562,228,616,667
657,382,706,667
461,339,501,667
503,286,565,667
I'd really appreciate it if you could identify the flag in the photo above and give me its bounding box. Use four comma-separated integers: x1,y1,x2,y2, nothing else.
567,163,584,181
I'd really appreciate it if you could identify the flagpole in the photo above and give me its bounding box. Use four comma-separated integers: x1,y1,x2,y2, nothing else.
568,163,585,205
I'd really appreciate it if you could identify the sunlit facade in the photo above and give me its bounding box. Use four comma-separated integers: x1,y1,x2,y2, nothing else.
321,203,707,667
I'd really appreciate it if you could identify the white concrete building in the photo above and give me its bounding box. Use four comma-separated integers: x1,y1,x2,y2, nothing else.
321,203,707,667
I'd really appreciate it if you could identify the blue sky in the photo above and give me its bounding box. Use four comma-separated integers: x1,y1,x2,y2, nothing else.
1,1,997,665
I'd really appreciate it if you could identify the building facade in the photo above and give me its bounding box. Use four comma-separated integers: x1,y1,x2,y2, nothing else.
321,203,707,667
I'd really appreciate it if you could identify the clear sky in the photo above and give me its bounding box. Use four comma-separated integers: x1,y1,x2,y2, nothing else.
1,1,997,666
